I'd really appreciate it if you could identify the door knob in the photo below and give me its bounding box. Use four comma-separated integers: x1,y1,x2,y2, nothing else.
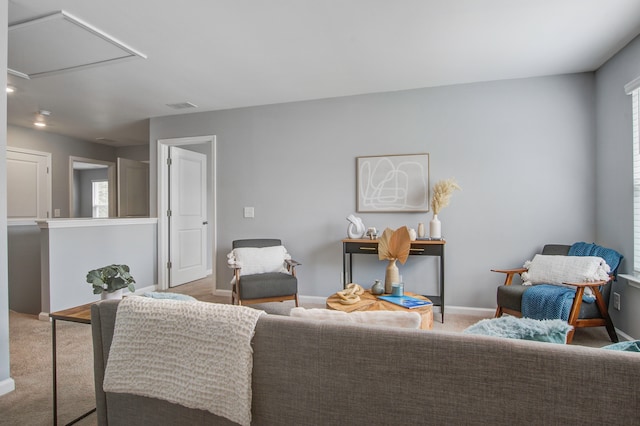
203,221,208,225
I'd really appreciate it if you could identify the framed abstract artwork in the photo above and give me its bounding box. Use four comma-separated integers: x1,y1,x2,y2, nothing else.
356,153,430,213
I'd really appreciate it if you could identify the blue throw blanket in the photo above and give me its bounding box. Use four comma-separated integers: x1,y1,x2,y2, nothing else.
522,285,576,321
568,242,623,273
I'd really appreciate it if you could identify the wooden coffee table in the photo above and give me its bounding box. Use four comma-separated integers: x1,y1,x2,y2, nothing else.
326,290,433,330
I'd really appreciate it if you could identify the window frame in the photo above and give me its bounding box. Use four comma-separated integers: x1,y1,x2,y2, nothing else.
92,179,109,218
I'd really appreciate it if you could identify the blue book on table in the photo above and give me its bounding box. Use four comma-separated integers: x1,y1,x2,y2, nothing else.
377,295,432,309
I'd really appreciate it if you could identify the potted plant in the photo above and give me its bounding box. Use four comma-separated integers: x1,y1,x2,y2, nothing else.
87,264,136,299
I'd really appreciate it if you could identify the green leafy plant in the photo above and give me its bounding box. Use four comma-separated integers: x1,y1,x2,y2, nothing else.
86,264,136,294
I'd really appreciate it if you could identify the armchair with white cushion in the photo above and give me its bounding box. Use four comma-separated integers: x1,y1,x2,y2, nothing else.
494,243,622,344
228,239,300,306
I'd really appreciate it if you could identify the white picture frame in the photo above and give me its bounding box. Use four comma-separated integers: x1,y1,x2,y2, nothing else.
356,153,430,213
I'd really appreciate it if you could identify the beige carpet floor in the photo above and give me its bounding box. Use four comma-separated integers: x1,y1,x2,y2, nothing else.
0,278,617,425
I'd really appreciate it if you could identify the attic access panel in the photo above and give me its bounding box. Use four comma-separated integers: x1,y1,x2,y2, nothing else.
8,10,146,79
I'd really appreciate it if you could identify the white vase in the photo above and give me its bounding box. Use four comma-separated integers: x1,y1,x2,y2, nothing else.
429,214,441,239
101,289,123,300
417,222,426,238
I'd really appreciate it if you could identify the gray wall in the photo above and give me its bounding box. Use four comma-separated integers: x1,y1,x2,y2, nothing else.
115,144,150,162
1,0,13,395
595,33,640,337
150,73,598,312
7,225,41,315
41,221,157,313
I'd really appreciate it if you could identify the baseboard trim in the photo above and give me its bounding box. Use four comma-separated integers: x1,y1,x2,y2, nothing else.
616,328,635,342
214,289,231,297
38,312,49,321
0,377,16,396
444,306,495,316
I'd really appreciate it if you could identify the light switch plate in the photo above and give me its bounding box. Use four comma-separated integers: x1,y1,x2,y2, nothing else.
243,207,254,218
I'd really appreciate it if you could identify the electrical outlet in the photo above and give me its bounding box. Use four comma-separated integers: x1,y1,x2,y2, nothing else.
243,207,254,218
613,292,621,310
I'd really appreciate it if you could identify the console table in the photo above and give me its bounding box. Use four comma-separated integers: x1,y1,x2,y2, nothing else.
342,238,446,322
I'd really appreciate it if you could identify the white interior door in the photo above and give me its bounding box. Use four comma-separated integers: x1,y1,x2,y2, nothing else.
169,146,207,287
7,148,51,219
117,158,150,217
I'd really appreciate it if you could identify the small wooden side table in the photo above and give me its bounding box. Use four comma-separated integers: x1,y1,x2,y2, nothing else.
50,303,97,426
326,290,433,330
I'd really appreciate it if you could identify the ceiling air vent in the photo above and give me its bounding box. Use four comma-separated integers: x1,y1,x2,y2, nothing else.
166,102,198,110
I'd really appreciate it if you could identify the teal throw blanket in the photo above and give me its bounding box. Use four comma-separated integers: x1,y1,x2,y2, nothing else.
464,316,572,344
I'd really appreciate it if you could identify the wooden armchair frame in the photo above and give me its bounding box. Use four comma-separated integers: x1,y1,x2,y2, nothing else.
493,268,618,344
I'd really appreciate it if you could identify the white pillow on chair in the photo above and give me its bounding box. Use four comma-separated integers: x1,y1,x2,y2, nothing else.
521,254,611,296
227,245,291,276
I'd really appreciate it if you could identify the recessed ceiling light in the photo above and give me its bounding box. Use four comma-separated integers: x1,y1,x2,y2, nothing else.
34,122,46,127
6,86,15,93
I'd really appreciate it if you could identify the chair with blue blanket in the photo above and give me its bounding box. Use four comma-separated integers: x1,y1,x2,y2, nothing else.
493,243,622,344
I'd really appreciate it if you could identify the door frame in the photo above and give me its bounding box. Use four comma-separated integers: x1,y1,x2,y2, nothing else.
68,156,116,218
156,135,216,291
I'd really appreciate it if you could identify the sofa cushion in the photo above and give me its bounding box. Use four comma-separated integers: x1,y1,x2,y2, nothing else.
237,272,297,299
290,307,421,329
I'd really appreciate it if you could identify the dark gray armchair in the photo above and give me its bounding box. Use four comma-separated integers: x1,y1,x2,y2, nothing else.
494,244,620,344
230,239,300,306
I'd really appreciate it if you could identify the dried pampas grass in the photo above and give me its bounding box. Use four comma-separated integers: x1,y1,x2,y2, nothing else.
431,178,461,215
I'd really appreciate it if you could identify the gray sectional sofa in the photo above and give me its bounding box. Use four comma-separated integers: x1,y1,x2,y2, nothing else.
92,300,639,425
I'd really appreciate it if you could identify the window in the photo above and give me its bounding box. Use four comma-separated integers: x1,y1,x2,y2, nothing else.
92,180,109,218
630,85,640,272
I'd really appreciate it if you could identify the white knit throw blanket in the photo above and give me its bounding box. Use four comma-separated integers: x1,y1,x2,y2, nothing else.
102,297,264,426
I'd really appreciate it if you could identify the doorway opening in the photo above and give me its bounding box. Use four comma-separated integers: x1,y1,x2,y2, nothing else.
69,157,116,218
157,135,216,291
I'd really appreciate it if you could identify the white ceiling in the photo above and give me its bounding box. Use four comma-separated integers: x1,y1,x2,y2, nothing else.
6,0,640,147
